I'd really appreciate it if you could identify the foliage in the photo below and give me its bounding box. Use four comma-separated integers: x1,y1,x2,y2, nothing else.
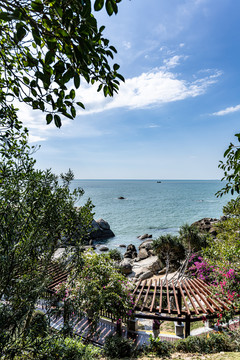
53,252,134,335
103,334,135,359
108,248,123,261
179,223,207,251
146,334,173,358
2,334,102,359
0,0,123,127
152,234,185,268
188,254,240,324
175,331,236,354
0,112,94,352
222,196,240,217
28,310,49,338
216,133,240,196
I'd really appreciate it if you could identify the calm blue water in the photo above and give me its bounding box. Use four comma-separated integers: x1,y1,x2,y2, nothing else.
72,180,234,250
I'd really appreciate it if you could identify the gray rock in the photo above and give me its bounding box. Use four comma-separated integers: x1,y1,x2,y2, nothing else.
192,217,219,235
119,259,133,275
138,234,152,240
90,218,115,240
138,248,149,260
119,244,126,248
139,270,153,280
96,218,110,230
99,246,109,252
139,239,153,251
124,244,137,259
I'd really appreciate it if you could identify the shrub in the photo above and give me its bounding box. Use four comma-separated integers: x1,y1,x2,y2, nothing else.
146,334,173,357
30,335,102,360
108,249,123,261
175,332,235,354
29,310,49,338
103,334,135,359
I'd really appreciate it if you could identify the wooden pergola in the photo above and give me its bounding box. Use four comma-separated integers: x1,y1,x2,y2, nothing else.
131,277,237,337
44,263,238,338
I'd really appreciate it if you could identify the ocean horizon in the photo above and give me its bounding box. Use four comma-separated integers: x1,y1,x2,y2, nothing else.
71,179,234,251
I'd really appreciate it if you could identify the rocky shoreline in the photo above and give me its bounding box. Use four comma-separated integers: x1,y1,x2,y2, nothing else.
83,216,221,283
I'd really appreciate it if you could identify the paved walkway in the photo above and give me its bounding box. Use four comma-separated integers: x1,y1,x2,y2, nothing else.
49,313,180,347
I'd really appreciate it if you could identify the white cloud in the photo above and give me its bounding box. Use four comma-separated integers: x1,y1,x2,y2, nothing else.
212,104,240,116
76,67,221,116
122,41,131,49
148,124,161,128
162,55,187,70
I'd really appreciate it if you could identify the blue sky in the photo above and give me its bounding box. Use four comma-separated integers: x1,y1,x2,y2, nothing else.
19,0,240,179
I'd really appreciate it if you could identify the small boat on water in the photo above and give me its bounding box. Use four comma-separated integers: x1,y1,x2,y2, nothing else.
157,181,161,183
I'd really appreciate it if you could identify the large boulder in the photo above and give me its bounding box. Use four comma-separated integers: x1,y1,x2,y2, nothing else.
124,244,137,259
138,248,149,260
89,219,115,241
128,255,162,282
119,258,133,275
191,218,219,237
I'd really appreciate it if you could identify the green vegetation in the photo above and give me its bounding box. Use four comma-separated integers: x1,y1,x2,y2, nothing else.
53,251,134,336
0,0,123,127
152,234,185,269
0,113,95,355
217,133,240,196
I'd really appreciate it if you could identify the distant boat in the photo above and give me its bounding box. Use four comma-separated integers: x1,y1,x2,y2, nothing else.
157,181,161,183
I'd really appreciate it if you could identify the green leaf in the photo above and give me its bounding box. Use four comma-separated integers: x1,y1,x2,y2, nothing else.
70,89,75,100
45,51,55,65
110,46,117,53
116,73,125,82
23,97,33,103
16,24,27,42
103,85,109,97
74,74,80,89
106,0,114,15
77,102,85,109
31,0,44,12
46,114,53,124
54,114,61,128
94,0,104,11
23,77,30,85
71,106,76,118
113,63,120,71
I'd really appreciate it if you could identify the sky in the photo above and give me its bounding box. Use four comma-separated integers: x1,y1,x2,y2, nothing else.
19,0,240,179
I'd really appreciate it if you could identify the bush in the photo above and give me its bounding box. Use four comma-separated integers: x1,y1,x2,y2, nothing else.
146,334,173,357
175,332,235,354
18,335,102,360
103,334,135,359
29,310,49,338
108,249,123,261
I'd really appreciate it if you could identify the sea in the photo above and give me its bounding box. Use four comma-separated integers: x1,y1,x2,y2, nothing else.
72,180,234,251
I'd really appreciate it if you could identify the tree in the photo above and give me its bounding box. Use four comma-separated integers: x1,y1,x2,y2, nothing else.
0,109,94,354
179,223,207,251
216,133,240,197
152,234,185,270
0,0,123,127
54,252,133,337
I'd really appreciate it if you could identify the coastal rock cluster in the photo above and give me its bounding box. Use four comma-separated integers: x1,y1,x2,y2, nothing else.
84,216,222,281
191,217,219,237
119,240,162,282
89,218,115,241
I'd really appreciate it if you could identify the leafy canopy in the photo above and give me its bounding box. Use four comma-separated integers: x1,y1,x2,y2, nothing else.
0,108,94,351
0,0,123,127
216,133,240,196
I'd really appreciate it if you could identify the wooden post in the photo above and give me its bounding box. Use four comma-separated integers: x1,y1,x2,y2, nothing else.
116,319,122,336
185,315,191,338
177,289,182,325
